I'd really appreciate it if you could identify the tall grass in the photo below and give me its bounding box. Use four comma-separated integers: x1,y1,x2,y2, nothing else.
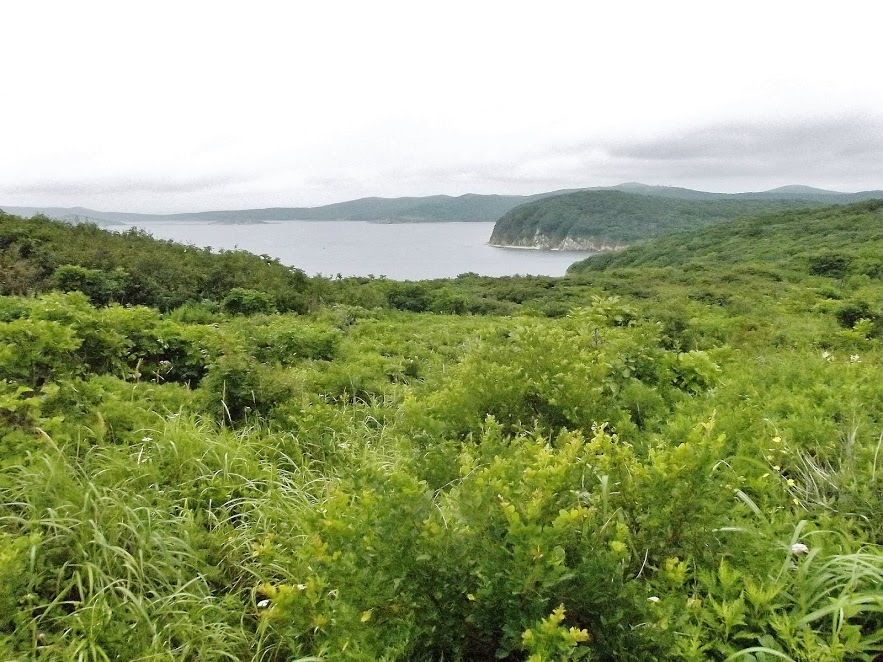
0,415,335,660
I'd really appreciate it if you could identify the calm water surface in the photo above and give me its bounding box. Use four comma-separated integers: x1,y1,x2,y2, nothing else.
121,221,594,280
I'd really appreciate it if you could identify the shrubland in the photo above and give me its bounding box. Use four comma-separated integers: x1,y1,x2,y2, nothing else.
0,204,882,660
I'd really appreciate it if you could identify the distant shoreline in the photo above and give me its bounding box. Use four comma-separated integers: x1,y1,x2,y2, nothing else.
209,220,270,225
487,242,597,253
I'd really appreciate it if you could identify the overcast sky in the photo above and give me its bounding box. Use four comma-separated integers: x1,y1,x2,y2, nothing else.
2,1,882,213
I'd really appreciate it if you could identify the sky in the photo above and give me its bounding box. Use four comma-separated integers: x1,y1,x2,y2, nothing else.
2,0,883,213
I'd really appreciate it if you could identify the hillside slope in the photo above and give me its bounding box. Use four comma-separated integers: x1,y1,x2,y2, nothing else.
568,199,883,276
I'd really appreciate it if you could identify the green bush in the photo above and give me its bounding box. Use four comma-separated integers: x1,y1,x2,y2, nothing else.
52,264,130,305
249,319,341,363
834,300,874,328
412,308,697,440
808,252,851,278
0,317,82,386
221,287,277,315
387,283,432,312
199,354,295,423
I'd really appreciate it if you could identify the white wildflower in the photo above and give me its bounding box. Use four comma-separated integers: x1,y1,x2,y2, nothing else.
647,596,660,603
821,350,832,361
790,542,809,555
850,354,861,363
141,436,153,442
257,599,271,609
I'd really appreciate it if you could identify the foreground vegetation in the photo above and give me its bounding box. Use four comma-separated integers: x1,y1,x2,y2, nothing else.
1,204,882,660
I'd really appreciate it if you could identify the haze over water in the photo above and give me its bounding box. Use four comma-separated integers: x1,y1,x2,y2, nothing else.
121,221,595,280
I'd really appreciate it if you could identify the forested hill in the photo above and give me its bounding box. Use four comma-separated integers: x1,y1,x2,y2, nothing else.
489,185,883,250
569,199,883,276
3,190,577,225
488,190,817,250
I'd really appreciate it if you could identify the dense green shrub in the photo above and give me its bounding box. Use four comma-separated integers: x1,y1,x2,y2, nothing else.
167,299,221,324
52,264,131,305
222,287,277,315
834,300,873,328
199,354,295,423
387,282,433,312
410,303,710,441
808,252,851,278
248,318,341,363
2,202,883,660
0,317,81,386
429,287,469,314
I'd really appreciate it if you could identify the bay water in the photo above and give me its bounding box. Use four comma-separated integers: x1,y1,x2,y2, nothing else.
120,220,594,280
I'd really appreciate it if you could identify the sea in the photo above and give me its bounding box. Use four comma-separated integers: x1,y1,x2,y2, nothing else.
118,220,594,280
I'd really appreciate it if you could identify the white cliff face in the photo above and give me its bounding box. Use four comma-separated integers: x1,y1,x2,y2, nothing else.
489,228,627,252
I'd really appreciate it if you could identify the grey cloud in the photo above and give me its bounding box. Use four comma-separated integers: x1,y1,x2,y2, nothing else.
469,116,883,193
382,164,581,194
596,116,883,185
4,116,882,212
605,116,883,162
1,173,255,197
363,116,883,196
256,116,883,199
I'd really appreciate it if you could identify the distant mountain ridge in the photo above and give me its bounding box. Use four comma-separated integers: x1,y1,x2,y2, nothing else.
489,185,883,250
607,182,883,203
2,191,580,225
